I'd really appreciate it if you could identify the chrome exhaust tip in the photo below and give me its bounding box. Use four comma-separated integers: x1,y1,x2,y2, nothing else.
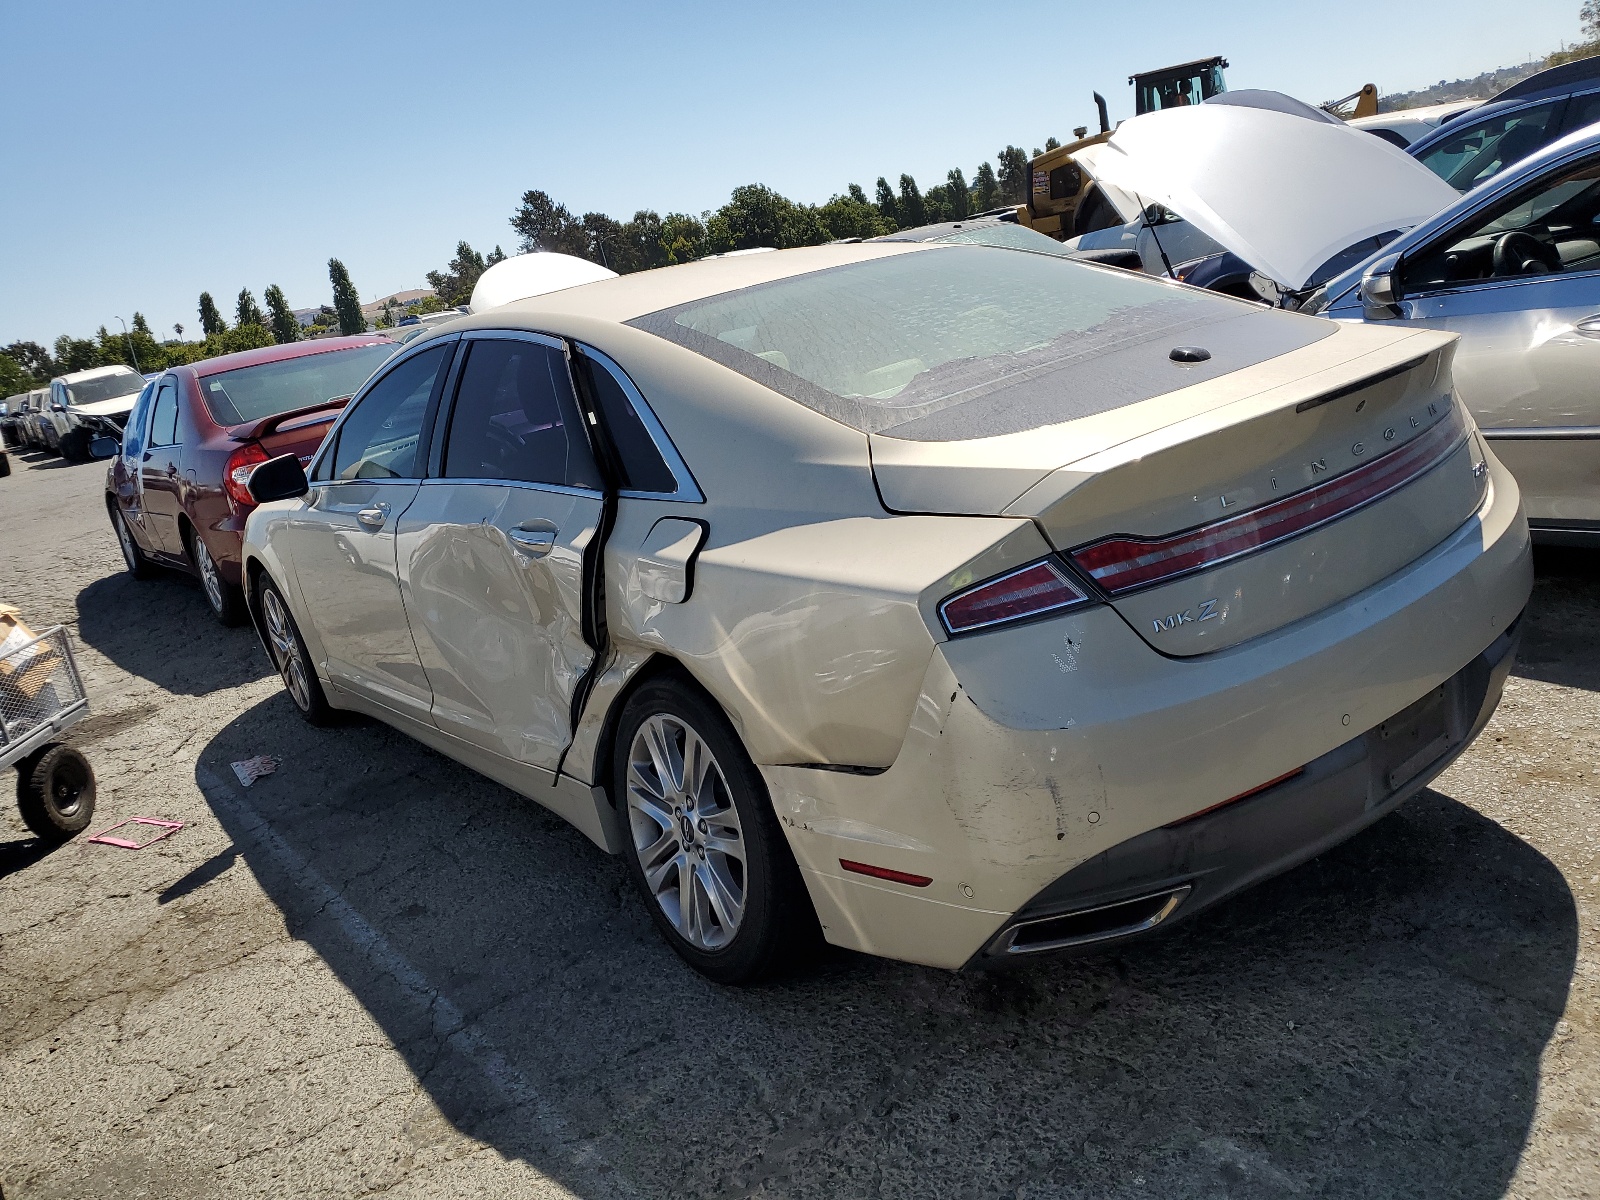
1000,884,1192,954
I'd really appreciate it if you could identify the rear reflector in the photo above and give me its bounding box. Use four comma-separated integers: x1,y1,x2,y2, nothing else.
1070,404,1469,596
1164,768,1305,828
939,559,1090,636
839,859,933,887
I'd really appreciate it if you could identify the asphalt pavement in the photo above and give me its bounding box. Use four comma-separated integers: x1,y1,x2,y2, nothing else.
0,445,1595,1199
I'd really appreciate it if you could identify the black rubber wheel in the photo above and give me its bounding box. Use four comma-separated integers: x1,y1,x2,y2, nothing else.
17,744,96,841
110,504,156,580
188,527,248,626
613,676,820,984
257,576,335,725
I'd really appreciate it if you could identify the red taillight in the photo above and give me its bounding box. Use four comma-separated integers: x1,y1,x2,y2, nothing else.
939,559,1090,636
1070,406,1469,596
839,860,933,887
223,441,270,508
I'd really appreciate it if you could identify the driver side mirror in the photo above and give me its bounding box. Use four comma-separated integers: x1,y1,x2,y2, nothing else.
88,436,120,460
1359,254,1403,318
247,453,310,504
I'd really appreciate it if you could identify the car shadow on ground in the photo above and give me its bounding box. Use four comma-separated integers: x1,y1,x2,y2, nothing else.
74,574,272,697
1516,546,1600,691
194,695,1576,1200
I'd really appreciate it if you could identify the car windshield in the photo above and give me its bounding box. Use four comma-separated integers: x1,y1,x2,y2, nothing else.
931,224,1073,256
63,370,144,406
631,245,1238,435
198,342,397,426
1414,101,1561,191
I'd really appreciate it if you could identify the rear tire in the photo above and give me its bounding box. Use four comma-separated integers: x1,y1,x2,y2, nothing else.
189,529,247,626
111,505,156,580
17,745,96,841
614,676,820,984
257,577,335,725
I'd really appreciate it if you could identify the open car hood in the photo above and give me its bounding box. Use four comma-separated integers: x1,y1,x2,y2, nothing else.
1081,99,1459,291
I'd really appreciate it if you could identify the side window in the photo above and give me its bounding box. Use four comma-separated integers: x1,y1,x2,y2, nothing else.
1415,100,1565,191
1403,155,1600,292
1565,91,1600,135
442,339,599,489
123,383,155,457
331,345,448,481
148,380,179,447
581,351,679,494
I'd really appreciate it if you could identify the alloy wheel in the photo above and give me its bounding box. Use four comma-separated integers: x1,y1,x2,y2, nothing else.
261,587,312,712
194,535,224,614
626,713,748,951
114,511,138,573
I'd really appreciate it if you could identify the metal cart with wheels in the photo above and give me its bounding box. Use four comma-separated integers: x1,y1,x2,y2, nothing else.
0,622,96,840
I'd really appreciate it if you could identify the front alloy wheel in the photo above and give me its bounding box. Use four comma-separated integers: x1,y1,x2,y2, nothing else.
627,713,749,951
259,581,332,724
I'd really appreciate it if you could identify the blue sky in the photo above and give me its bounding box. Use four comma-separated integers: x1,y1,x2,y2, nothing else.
0,0,1589,346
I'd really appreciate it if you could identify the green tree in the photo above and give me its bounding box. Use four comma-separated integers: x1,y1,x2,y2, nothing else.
486,245,507,266
997,146,1030,205
174,323,184,340
132,312,151,336
705,184,829,254
4,341,55,382
198,292,227,336
425,241,489,306
1584,0,1599,39
328,258,364,335
971,161,999,211
659,212,707,264
0,352,29,395
817,192,892,239
53,335,101,372
897,175,927,228
509,189,591,257
874,177,899,227
582,212,630,271
263,284,299,344
236,288,265,328
1044,136,1061,152
946,168,971,220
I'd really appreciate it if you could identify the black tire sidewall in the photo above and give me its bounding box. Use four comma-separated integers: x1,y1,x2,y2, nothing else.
613,677,815,984
112,506,152,579
18,745,96,839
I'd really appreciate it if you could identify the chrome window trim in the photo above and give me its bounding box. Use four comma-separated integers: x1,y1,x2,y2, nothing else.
576,344,704,503
307,334,460,483
416,476,603,500
1481,425,1600,440
461,329,566,351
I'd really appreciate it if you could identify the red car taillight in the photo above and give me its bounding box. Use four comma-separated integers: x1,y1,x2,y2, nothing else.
1070,405,1470,596
223,441,270,508
939,559,1091,636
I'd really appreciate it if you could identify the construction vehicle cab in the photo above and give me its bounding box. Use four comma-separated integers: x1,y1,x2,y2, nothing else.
1132,57,1228,115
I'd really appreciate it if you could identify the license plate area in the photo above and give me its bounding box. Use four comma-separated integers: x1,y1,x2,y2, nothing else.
1372,682,1462,795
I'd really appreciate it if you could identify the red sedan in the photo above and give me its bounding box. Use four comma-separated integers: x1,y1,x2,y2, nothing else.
103,335,398,624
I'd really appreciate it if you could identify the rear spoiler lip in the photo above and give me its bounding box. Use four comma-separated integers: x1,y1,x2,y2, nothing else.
228,396,353,443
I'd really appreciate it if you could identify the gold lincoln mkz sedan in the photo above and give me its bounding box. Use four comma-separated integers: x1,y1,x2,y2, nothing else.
239,242,1532,983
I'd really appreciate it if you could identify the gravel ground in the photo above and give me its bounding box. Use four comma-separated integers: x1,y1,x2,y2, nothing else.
0,446,1595,1200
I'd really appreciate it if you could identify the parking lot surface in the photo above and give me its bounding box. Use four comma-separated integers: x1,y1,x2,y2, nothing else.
0,447,1596,1199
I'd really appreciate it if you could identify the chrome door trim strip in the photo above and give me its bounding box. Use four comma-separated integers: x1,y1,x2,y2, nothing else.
1481,425,1600,440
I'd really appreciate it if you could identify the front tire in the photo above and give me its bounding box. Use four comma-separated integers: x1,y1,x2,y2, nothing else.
257,577,334,725
190,529,247,626
17,745,96,841
614,677,819,984
58,428,89,463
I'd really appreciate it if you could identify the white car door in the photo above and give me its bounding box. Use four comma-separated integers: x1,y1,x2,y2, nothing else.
284,341,454,721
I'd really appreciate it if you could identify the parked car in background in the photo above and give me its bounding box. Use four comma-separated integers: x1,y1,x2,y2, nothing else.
19,390,51,451
0,396,20,449
43,365,147,461
1405,56,1600,190
1349,100,1481,149
1306,123,1600,544
240,243,1528,983
103,334,397,624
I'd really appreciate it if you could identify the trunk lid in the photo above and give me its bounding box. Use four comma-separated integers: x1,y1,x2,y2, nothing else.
228,398,351,463
873,324,1487,655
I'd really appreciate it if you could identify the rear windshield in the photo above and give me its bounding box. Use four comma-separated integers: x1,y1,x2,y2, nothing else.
63,370,144,406
629,245,1236,435
199,342,397,426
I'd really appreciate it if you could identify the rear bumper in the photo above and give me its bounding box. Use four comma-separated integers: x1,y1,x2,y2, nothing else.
970,614,1520,963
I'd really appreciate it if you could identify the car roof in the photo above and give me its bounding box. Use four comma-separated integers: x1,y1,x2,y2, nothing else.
185,334,394,379
477,241,926,327
873,217,1024,242
55,364,142,384
1493,55,1600,104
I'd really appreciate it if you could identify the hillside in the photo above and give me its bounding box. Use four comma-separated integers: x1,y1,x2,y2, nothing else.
1379,46,1598,111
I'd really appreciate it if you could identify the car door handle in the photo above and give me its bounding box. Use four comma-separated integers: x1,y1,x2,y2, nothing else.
356,502,391,529
1575,315,1600,338
508,527,557,558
